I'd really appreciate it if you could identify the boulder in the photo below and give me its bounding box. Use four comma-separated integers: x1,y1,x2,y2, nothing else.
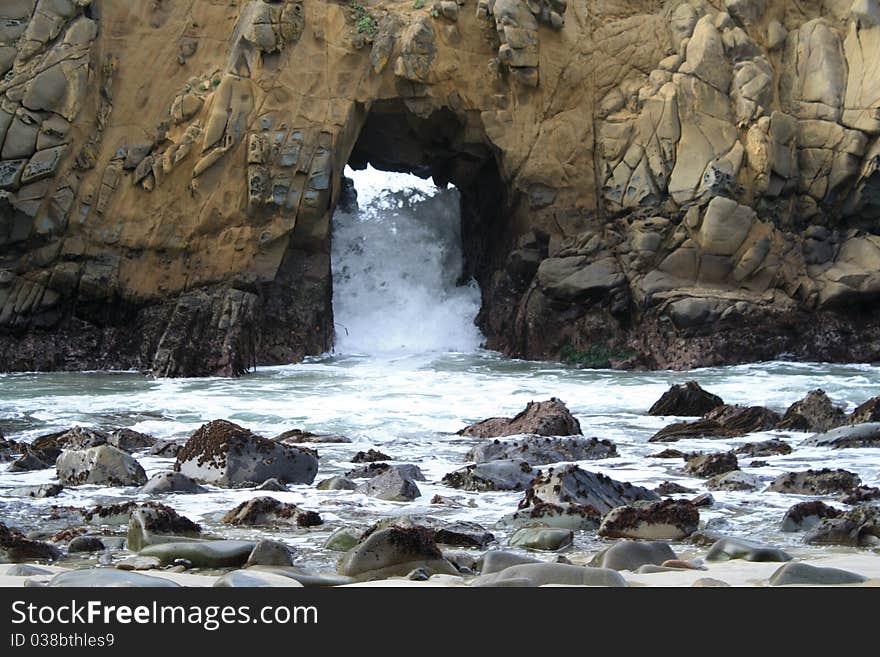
6,483,64,498
68,536,105,553
142,471,206,494
804,505,880,547
848,396,880,425
477,551,540,575
780,501,842,532
598,500,699,540
139,540,257,568
56,445,147,486
7,451,52,472
589,540,677,571
705,537,792,562
336,526,458,581
149,440,181,457
706,470,761,491
692,577,731,587
246,540,295,567
734,438,792,457
316,475,358,490
651,405,782,440
54,427,109,451
470,563,627,587
442,460,535,492
222,497,322,527
324,528,361,552
274,429,351,444
683,452,738,478
351,449,391,463
767,469,861,495
497,502,602,530
214,570,304,587
127,503,203,551
174,420,318,487
466,435,617,465
245,566,355,587
517,465,659,516
47,569,180,587
356,468,421,501
108,428,157,452
346,463,426,481
802,423,880,449
647,381,723,416
776,389,846,432
655,481,695,495
768,562,867,586
508,527,573,551
458,398,582,438
255,478,289,491
840,486,880,505
0,523,62,562
691,493,715,507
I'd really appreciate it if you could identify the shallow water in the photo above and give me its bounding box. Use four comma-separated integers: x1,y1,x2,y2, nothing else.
1,354,879,570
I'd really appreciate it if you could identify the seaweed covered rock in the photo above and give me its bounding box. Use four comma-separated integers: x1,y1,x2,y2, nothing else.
222,496,322,527
442,460,534,492
598,499,699,540
683,451,738,478
848,396,880,425
466,435,616,465
767,469,861,495
127,503,202,551
0,523,61,562
458,399,582,438
734,438,792,457
648,382,723,416
780,501,842,532
518,465,658,515
336,526,458,581
498,502,603,530
706,470,761,491
174,420,318,487
804,505,880,547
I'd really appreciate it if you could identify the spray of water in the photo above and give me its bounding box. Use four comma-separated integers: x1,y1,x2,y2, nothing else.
331,166,484,355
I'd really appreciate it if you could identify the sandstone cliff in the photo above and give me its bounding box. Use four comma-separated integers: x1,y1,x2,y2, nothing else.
1,0,880,375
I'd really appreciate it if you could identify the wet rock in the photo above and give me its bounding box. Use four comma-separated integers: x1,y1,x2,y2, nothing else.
768,562,867,586
139,540,257,568
5,564,54,577
246,540,296,567
477,551,540,575
683,451,738,477
222,496,322,527
466,435,617,465
274,429,350,444
705,537,792,562
174,420,318,487
255,478,288,491
802,423,880,449
780,501,842,532
840,486,880,505
149,440,181,457
734,438,792,457
244,566,355,587
324,528,361,552
649,448,688,459
78,503,138,526
352,449,391,463
68,536,105,553
442,460,534,492
692,577,731,587
8,450,53,472
6,483,64,498
108,428,157,452
356,468,421,501
691,493,715,507
142,471,206,494
517,465,659,515
804,505,880,547
336,526,458,581
346,463,426,481
214,570,304,587
470,563,627,587
655,481,695,495
650,405,781,442
56,445,147,486
458,398,582,438
848,396,880,425
508,527,573,551
767,469,861,495
433,522,495,549
498,502,602,530
776,389,846,432
55,427,109,451
599,500,699,540
648,381,723,416
48,569,180,587
648,418,729,442
316,475,358,491
706,470,761,491
126,503,202,551
115,556,161,571
589,540,677,571
0,523,62,562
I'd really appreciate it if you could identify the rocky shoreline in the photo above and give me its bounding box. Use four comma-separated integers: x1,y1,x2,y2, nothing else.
1,383,878,588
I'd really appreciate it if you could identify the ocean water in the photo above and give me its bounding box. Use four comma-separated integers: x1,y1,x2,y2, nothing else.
0,168,878,571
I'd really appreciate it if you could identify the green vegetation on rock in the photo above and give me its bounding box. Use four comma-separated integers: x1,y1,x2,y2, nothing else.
559,344,635,368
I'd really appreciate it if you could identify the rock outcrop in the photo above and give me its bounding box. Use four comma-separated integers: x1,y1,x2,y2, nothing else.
4,2,880,374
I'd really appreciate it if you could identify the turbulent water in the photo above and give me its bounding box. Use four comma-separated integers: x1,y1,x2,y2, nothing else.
1,169,879,571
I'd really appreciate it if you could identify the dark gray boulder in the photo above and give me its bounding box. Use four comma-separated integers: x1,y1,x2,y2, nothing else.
222,497,322,527
648,381,723,416
47,569,180,587
683,451,738,477
780,501,842,532
734,438,792,457
0,523,61,562
142,471,207,494
213,570,304,587
470,563,627,587
126,503,202,551
316,475,358,490
246,540,296,567
336,526,458,580
139,540,257,568
458,398,582,438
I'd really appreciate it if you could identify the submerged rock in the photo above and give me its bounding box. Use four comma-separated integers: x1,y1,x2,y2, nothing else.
56,445,147,486
598,499,699,540
458,398,582,438
768,562,867,586
589,540,676,571
683,451,738,477
346,463,426,481
336,526,457,581
174,420,318,487
655,481,695,495
0,523,61,562
222,496,322,527
508,527,573,551
466,435,617,465
705,537,792,562
802,423,880,449
840,486,880,505
648,381,723,416
6,483,64,498
517,465,658,515
126,503,202,551
142,471,207,494
734,438,792,457
648,404,780,442
316,475,358,490
274,429,351,444
780,501,842,532
767,469,861,495
471,563,627,587
324,528,361,552
442,460,534,492
776,389,846,432
356,467,421,501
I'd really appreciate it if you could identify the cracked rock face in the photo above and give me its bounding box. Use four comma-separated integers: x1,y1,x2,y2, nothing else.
4,1,880,375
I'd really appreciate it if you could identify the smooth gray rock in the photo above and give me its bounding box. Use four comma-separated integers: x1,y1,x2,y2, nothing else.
246,540,295,567
477,551,540,575
245,566,355,587
442,459,534,491
802,423,880,449
768,562,867,586
142,471,207,494
316,475,358,491
4,564,54,576
471,563,627,587
589,540,677,571
705,537,792,562
508,527,573,551
214,570,304,587
706,470,761,491
692,577,731,587
336,527,457,580
139,540,257,568
48,569,180,587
